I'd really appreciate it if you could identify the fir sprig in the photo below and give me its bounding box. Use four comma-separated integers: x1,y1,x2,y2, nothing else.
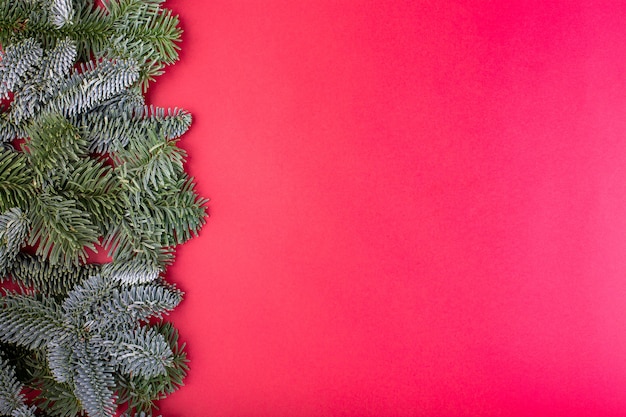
0,0,182,90
0,275,183,417
0,36,206,268
0,354,36,417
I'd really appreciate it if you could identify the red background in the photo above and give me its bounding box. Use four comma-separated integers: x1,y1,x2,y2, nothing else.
148,1,626,416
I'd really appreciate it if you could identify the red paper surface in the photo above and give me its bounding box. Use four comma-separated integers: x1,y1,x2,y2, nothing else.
149,1,626,416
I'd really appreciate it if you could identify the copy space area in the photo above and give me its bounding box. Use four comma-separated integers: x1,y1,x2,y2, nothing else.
153,2,626,416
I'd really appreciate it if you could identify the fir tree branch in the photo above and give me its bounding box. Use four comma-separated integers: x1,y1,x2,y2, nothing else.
0,149,34,212
102,207,173,268
0,3,203,414
8,38,77,124
0,293,65,350
114,129,186,192
22,348,82,417
120,412,161,417
8,253,100,297
0,38,43,100
79,106,191,153
115,323,188,414
49,0,75,29
0,354,36,417
147,174,208,246
61,275,115,329
91,280,182,333
0,207,29,275
28,193,100,266
47,334,77,384
24,363,82,417
101,259,160,285
71,339,116,417
45,58,140,118
0,113,25,143
2,276,186,417
107,326,173,379
25,112,88,180
57,158,124,226
0,0,182,89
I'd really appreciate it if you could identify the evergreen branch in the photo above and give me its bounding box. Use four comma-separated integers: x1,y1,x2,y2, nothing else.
0,147,34,212
0,354,36,417
8,253,99,297
50,0,75,29
25,112,87,180
45,58,140,117
115,323,187,414
9,404,37,417
102,207,173,267
112,43,167,89
0,3,202,414
79,106,191,153
47,335,77,384
157,321,189,386
102,0,182,82
28,193,100,266
140,6,182,65
8,38,77,124
0,38,43,99
62,275,181,333
71,339,116,417
37,37,77,89
22,349,83,417
0,207,29,275
146,174,207,246
57,158,124,225
120,412,160,417
0,293,64,350
0,0,107,58
92,281,182,333
0,0,182,89
79,108,135,153
107,326,173,379
26,373,82,417
34,385,81,417
114,130,185,192
66,2,111,60
137,106,192,140
8,39,76,125
62,275,114,329
7,278,185,417
101,259,160,285
0,113,25,143
90,87,145,114
103,0,162,31
0,2,33,43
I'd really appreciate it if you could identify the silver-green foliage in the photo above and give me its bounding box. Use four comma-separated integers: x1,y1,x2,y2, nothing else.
0,0,182,89
0,275,182,417
0,37,206,268
0,1,203,416
0,355,36,417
